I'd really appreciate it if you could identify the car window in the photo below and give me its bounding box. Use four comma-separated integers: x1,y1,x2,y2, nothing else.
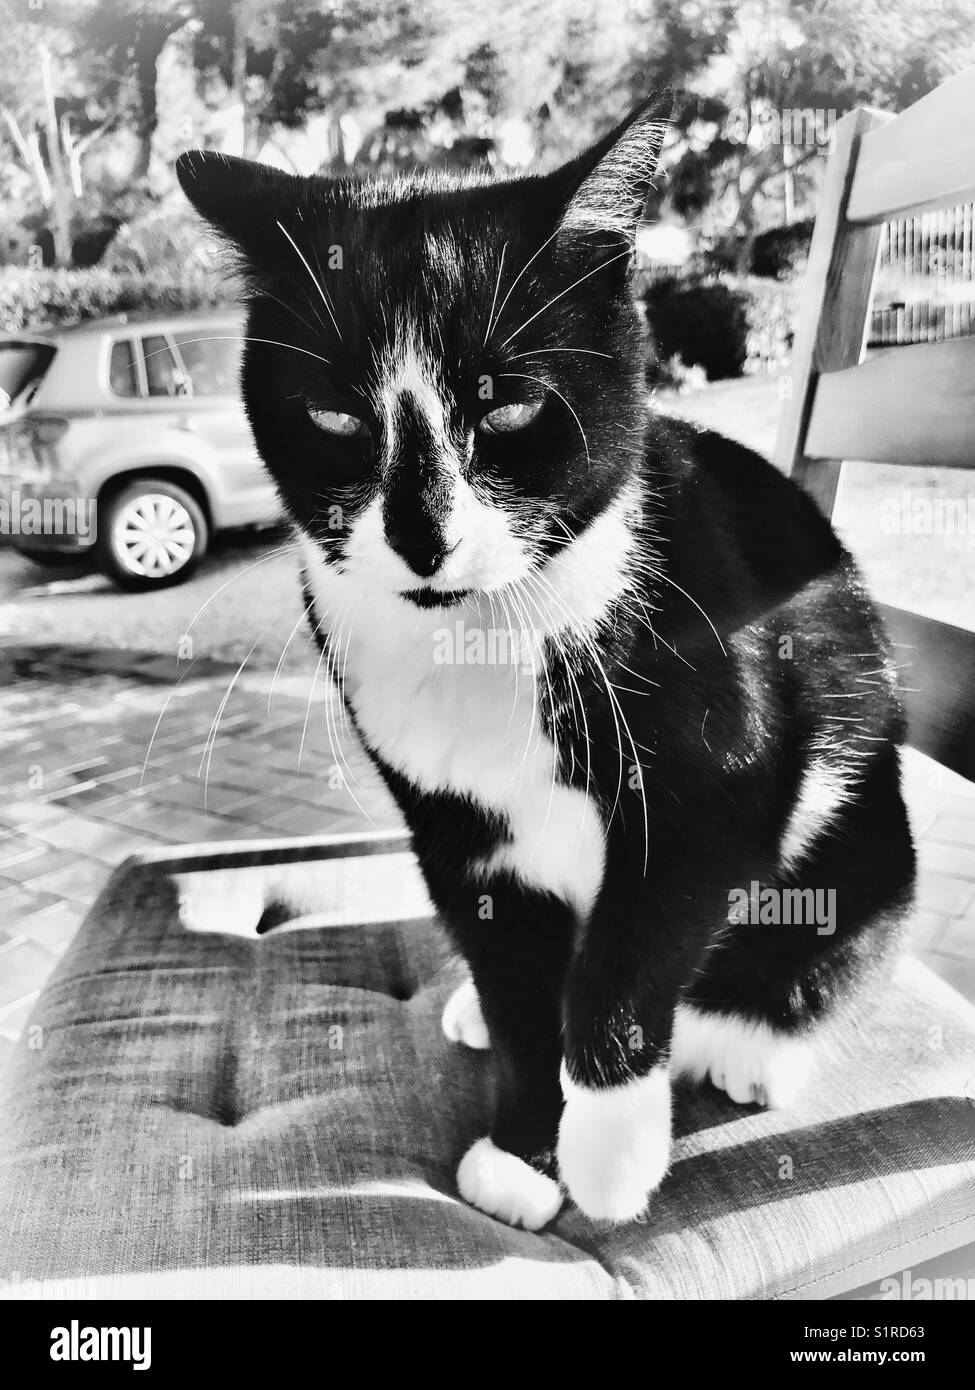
172,331,240,397
0,341,56,414
142,334,191,398
108,339,139,397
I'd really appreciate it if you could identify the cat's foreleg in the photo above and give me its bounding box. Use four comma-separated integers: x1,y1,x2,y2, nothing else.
557,874,716,1224
446,876,575,1230
441,977,491,1050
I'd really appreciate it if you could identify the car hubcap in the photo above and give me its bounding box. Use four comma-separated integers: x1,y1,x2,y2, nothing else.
114,494,197,578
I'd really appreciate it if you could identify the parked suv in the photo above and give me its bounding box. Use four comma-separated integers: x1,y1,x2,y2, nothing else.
0,311,284,587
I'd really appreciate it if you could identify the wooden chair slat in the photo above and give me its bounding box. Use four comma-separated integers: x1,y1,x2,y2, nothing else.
879,605,975,781
847,69,975,223
805,337,975,466
776,70,975,781
774,108,888,516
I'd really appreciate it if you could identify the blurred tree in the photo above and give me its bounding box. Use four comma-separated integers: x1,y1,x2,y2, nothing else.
0,4,121,266
667,0,975,271
190,0,437,157
537,0,734,167
4,0,973,269
73,1,194,182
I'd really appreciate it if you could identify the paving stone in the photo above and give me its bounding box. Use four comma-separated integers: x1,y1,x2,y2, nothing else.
931,914,975,962
916,874,975,918
0,835,49,871
27,814,157,863
0,886,64,928
908,910,952,953
119,805,261,843
918,841,975,883
0,800,64,831
24,856,113,904
259,803,368,836
930,816,975,848
925,951,975,1000
0,990,40,1042
0,846,76,884
0,937,56,1008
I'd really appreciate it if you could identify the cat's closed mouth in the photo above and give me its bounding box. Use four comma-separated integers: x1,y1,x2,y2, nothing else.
401,588,473,609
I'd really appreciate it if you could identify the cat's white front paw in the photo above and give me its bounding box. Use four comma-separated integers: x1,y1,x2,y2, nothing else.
670,1004,815,1108
441,979,491,1050
557,1065,672,1224
457,1137,562,1230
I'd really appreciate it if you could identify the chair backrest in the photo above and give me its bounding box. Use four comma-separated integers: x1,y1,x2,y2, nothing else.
775,70,975,782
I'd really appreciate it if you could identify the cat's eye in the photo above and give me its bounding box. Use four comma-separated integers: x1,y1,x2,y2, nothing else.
307,406,369,438
479,399,544,434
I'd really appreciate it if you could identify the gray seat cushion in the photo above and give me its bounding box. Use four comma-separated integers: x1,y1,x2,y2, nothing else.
1,846,973,1299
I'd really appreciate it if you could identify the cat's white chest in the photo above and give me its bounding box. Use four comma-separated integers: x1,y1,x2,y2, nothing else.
342,604,605,919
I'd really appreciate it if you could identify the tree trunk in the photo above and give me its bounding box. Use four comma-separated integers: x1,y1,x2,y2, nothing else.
733,226,756,276
129,20,172,184
232,15,257,157
39,44,72,267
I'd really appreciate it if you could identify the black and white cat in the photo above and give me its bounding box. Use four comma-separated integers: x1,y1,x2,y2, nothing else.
177,99,915,1230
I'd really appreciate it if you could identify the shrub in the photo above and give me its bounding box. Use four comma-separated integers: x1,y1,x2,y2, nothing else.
750,220,814,279
101,208,219,279
645,351,708,392
642,272,800,381
644,276,749,380
739,274,800,373
0,266,233,333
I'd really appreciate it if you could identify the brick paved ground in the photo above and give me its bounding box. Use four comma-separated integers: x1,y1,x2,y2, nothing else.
1,643,973,1073
0,644,400,1071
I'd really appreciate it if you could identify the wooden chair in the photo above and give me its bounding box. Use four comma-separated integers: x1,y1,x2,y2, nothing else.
775,68,975,782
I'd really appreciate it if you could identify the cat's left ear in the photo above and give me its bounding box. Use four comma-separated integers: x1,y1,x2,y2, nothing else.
176,150,316,268
550,95,673,257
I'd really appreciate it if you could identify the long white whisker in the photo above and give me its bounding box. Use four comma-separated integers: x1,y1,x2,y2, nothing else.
486,228,560,346
177,540,301,650
198,634,264,810
530,563,636,852
258,288,330,345
654,572,728,658
501,249,631,348
507,347,613,361
526,569,595,849
306,592,374,819
494,585,521,732
501,582,540,787
277,219,343,341
338,623,357,742
142,336,333,371
297,631,330,773
267,602,311,717
141,685,181,786
483,240,509,345
501,371,590,470
512,578,561,871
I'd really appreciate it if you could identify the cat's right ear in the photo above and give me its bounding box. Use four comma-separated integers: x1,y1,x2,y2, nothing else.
176,150,306,264
547,95,674,261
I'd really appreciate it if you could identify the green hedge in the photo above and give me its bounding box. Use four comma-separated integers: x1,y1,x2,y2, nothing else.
0,267,234,334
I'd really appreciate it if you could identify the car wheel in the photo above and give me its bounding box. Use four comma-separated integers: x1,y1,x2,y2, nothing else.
99,479,209,590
